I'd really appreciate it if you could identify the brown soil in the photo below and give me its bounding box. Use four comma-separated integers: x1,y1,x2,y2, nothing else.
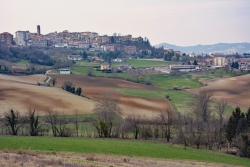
0,74,170,117
0,74,46,84
51,74,163,91
0,78,96,115
50,74,170,117
187,74,250,110
0,150,238,167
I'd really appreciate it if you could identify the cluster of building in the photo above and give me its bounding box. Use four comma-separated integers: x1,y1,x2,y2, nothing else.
0,25,143,54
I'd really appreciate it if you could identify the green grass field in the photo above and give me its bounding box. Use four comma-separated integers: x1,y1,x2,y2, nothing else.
114,88,194,113
75,60,100,66
71,66,131,79
127,59,180,68
0,136,249,166
151,74,201,90
15,59,30,66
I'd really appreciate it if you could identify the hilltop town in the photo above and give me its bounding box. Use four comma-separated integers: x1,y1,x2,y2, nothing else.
0,25,150,54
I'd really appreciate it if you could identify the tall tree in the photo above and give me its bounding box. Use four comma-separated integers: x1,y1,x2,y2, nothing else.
246,107,250,128
159,105,175,142
193,59,198,65
226,107,244,146
83,51,88,59
188,91,212,149
93,92,122,138
3,109,24,135
215,99,228,149
28,110,40,136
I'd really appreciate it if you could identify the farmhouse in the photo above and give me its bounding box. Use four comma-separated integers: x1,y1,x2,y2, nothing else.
68,55,82,61
169,65,196,70
100,63,111,70
58,68,71,74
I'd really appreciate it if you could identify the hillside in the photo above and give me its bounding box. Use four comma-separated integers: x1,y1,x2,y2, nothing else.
187,74,250,110
0,74,96,115
154,42,250,54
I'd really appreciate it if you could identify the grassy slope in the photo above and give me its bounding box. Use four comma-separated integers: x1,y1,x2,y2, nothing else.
127,59,180,68
0,136,249,166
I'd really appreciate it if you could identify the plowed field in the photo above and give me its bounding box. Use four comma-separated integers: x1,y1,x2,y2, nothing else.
0,74,170,117
0,75,96,115
187,74,250,110
50,75,170,117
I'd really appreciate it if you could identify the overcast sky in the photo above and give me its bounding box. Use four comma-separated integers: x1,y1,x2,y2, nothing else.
0,0,249,46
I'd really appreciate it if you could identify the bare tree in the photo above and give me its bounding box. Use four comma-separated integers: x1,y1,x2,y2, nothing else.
87,66,94,76
74,110,79,137
188,91,213,149
159,105,175,142
215,99,228,149
177,113,190,149
127,114,141,139
93,92,122,138
189,91,213,122
44,109,73,137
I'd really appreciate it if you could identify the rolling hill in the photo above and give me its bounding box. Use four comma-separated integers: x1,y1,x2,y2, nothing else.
154,42,250,54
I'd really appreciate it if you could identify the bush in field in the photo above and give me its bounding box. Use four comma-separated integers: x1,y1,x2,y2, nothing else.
198,79,207,86
172,86,179,90
182,86,190,89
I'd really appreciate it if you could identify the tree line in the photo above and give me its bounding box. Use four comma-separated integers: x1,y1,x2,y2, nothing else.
0,91,249,158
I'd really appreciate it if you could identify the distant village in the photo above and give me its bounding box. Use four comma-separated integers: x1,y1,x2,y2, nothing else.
1,25,250,73
0,25,144,54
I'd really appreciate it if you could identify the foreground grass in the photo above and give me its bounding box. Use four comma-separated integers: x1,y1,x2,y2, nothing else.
0,136,249,166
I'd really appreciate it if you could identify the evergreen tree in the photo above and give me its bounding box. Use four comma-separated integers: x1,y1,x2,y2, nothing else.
71,87,75,94
226,107,244,143
231,62,235,68
226,116,235,143
235,62,239,69
83,51,88,59
236,118,248,135
246,107,250,128
193,59,198,65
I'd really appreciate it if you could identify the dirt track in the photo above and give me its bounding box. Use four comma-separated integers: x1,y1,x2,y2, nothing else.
187,74,250,110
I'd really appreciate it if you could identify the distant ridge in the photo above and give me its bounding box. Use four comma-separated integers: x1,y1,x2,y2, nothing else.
154,42,250,54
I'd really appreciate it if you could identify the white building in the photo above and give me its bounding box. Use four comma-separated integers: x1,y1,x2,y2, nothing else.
214,57,227,66
15,31,31,45
189,52,195,57
58,68,71,74
67,55,82,61
54,43,69,48
169,65,196,70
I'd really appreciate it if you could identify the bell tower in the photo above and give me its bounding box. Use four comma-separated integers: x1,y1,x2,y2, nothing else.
37,25,41,36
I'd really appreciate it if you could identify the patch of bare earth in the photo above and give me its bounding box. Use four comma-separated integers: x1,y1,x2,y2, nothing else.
0,79,96,115
0,74,170,117
0,150,238,167
0,74,46,84
51,74,170,117
187,74,250,110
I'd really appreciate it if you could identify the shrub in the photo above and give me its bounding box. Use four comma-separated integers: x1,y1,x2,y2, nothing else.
182,86,190,89
172,86,179,90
